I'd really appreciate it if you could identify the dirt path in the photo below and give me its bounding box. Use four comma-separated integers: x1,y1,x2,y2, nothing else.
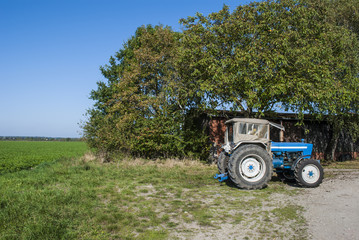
172,169,359,240
296,169,359,240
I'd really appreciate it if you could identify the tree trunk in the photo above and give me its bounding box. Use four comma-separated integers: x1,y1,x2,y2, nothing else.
325,124,340,161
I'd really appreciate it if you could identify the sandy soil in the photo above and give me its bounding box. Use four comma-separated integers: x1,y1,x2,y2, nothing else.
296,169,359,240
172,169,359,240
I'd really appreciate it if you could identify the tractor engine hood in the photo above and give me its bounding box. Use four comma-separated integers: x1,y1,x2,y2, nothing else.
271,142,313,157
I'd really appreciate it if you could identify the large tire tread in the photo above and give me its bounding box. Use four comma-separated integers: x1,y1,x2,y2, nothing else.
228,145,272,190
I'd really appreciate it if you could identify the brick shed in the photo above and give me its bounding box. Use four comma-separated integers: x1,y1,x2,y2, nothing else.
207,112,359,161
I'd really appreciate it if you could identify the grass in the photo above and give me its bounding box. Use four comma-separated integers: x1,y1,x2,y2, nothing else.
0,153,308,240
0,141,88,173
323,158,359,169
0,141,310,239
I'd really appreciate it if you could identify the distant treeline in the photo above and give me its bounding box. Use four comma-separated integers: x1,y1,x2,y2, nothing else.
0,136,83,142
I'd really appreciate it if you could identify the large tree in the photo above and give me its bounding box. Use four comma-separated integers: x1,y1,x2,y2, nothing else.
83,25,210,159
84,0,359,160
179,0,359,160
179,0,358,116
307,0,359,160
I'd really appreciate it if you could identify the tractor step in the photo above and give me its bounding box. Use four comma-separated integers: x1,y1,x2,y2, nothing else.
214,173,228,182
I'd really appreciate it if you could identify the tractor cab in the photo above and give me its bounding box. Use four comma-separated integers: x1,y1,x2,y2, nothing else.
223,118,284,154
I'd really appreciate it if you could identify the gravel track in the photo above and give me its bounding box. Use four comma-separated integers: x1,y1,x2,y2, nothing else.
173,169,359,240
296,169,359,240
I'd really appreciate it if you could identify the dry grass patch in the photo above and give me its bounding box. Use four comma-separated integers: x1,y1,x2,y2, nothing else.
324,158,359,169
114,157,205,168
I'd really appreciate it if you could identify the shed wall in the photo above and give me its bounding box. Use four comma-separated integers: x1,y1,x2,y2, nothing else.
209,116,359,161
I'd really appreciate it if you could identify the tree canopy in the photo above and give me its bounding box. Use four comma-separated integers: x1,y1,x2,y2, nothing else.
84,0,359,160
179,0,359,118
83,25,210,159
307,0,359,159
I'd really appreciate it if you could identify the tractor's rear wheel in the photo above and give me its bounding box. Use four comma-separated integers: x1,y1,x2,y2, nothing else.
217,151,229,174
294,159,324,188
228,145,272,190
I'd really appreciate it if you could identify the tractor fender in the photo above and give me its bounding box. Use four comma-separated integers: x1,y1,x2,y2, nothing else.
232,141,268,153
291,155,312,170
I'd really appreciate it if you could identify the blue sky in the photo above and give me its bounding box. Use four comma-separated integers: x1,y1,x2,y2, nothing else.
0,0,251,138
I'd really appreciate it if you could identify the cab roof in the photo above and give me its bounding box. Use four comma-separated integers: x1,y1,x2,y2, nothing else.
225,118,285,131
225,118,269,125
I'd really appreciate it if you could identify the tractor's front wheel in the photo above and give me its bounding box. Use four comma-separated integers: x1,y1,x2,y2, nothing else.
294,159,324,188
228,145,272,190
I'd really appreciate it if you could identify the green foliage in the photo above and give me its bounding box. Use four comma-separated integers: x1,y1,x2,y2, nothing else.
179,0,359,119
0,141,88,174
84,0,359,160
312,0,359,37
306,0,359,160
178,0,359,161
83,25,209,159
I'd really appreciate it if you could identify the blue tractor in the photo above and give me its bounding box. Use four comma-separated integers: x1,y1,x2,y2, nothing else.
215,118,324,189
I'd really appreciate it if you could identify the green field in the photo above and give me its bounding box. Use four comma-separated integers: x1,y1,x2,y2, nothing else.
0,141,88,174
0,141,308,239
